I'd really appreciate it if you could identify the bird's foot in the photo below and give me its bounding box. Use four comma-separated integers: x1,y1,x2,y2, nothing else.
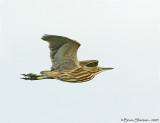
21,73,41,80
21,73,54,80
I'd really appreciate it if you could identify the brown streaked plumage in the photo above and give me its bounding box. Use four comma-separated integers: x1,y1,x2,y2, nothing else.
21,34,113,83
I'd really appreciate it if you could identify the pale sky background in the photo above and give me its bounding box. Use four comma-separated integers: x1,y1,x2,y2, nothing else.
0,0,160,123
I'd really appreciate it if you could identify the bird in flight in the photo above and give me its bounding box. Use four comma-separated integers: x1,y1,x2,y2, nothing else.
21,35,113,83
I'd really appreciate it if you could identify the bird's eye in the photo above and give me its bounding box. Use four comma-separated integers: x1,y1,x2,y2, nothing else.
86,62,98,67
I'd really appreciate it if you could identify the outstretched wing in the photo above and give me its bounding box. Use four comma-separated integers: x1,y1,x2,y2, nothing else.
42,34,81,70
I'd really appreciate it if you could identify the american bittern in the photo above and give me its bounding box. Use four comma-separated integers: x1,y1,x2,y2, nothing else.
22,35,113,83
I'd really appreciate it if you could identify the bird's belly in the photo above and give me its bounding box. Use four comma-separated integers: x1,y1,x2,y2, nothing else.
56,69,95,83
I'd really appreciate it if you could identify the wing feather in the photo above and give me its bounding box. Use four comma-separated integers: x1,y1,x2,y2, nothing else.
42,34,81,70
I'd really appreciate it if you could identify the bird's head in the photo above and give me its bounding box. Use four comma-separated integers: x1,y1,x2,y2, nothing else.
79,60,114,73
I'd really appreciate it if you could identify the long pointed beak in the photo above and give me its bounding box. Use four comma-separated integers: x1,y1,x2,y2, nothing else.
100,67,114,71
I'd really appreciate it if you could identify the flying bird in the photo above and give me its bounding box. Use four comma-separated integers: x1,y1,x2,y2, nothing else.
21,35,113,83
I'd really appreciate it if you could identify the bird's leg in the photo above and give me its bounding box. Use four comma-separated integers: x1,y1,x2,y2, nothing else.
21,73,53,80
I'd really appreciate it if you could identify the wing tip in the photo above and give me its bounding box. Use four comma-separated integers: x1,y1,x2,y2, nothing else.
41,34,81,46
41,34,51,41
41,34,70,40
